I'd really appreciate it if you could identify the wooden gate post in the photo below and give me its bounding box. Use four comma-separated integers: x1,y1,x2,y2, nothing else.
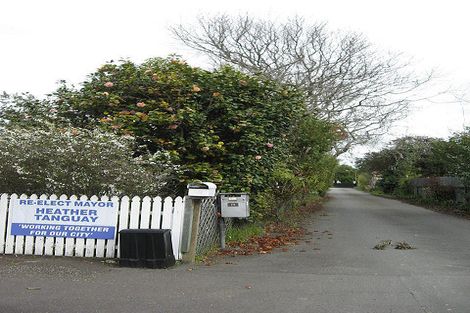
182,198,202,263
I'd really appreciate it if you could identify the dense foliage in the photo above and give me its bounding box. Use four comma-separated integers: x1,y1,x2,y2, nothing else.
356,131,470,197
334,165,357,184
256,116,338,218
56,58,307,195
0,56,339,220
0,126,171,196
172,15,433,156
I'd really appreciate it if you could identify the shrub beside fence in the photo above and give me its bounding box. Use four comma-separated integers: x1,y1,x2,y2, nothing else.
409,177,467,203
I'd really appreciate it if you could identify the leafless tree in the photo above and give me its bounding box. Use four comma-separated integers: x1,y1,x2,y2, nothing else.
171,15,434,155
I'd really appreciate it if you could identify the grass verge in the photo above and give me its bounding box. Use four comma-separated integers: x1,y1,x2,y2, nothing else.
226,223,264,243
197,198,326,264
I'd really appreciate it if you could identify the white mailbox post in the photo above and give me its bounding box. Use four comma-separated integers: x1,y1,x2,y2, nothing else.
187,182,217,198
182,182,217,263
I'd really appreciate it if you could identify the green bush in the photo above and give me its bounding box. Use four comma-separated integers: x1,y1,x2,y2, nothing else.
334,164,357,184
55,57,305,197
0,126,172,196
357,173,371,190
1,56,339,220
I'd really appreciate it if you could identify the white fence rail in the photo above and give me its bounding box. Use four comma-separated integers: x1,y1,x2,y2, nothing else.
0,193,185,260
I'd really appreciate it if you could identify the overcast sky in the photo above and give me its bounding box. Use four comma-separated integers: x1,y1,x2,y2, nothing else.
1,0,469,158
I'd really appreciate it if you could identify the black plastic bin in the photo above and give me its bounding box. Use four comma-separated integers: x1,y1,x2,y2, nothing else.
119,229,175,268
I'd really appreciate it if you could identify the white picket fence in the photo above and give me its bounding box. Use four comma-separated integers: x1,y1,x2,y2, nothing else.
0,193,185,260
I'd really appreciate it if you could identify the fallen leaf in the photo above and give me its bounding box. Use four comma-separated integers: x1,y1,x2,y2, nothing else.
394,241,415,250
374,240,392,250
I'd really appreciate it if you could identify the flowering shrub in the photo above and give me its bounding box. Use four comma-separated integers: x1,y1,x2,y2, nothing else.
1,57,339,220
0,126,172,196
56,57,305,198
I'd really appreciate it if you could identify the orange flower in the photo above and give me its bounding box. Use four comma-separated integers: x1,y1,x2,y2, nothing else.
99,117,113,123
104,82,114,88
136,102,146,108
192,85,201,92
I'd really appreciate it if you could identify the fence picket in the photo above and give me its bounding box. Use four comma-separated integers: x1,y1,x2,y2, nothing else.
33,194,48,255
74,195,88,257
0,194,9,254
1,193,186,260
43,194,57,256
13,194,28,255
161,197,173,229
23,194,38,255
4,194,17,254
94,195,109,258
4,194,18,254
151,197,162,229
140,197,152,229
116,196,130,258
64,195,78,256
53,195,68,256
171,197,184,259
105,196,120,258
129,196,141,229
84,195,99,257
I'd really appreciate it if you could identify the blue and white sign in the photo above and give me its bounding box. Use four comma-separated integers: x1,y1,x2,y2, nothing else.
10,199,118,239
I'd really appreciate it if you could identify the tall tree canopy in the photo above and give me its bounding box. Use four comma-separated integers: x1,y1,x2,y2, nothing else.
172,15,433,155
1,56,340,218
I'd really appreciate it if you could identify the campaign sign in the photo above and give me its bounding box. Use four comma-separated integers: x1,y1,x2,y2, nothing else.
10,198,118,239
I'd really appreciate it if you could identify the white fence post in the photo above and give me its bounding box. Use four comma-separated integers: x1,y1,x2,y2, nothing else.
64,195,78,256
54,194,68,256
151,197,162,229
0,194,9,254
6,194,18,254
13,194,27,255
172,197,184,260
94,195,109,258
43,194,57,255
105,196,120,258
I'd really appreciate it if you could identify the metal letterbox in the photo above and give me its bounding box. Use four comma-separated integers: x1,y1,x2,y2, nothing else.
187,182,217,198
219,193,249,218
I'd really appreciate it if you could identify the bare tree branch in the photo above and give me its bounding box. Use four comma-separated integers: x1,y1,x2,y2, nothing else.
171,14,435,155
